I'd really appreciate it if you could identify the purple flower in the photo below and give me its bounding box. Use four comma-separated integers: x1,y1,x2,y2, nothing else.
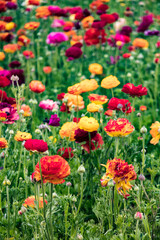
49,114,60,126
144,30,159,36
6,2,17,10
137,15,153,33
8,69,25,86
48,6,67,17
119,26,132,36
9,61,21,68
46,32,68,45
107,56,120,65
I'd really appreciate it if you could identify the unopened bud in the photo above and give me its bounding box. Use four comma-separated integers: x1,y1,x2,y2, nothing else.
134,212,143,220
139,174,145,181
140,126,147,134
78,165,85,174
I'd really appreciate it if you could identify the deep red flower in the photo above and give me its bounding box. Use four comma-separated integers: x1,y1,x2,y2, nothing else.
82,133,104,153
123,53,131,58
57,147,74,159
73,117,81,123
24,139,48,153
108,97,132,114
0,76,11,88
60,103,70,113
122,83,148,97
74,128,97,143
65,46,82,61
84,28,107,46
57,92,65,100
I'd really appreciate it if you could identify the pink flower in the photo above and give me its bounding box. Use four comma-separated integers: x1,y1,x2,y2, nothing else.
0,103,19,124
134,212,143,220
46,32,68,45
51,19,65,28
39,100,59,111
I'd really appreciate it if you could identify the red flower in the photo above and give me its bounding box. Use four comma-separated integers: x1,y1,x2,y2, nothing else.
73,117,81,123
0,76,10,88
84,28,107,46
24,139,48,153
122,83,148,97
74,128,97,143
57,147,74,159
60,103,70,113
123,53,131,58
82,133,104,153
33,155,70,184
57,92,65,100
100,14,116,24
65,46,82,61
108,97,132,114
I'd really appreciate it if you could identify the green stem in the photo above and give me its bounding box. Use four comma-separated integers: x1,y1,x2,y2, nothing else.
7,186,10,239
50,183,53,240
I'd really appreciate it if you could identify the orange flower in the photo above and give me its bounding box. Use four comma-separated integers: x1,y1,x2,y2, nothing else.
3,44,19,53
65,30,76,38
24,22,40,30
104,110,113,116
20,104,32,117
88,94,108,104
150,121,160,145
80,79,99,92
23,50,34,59
63,21,74,29
81,16,94,28
43,66,52,74
17,29,26,36
28,0,40,6
87,103,103,112
70,35,83,46
140,106,147,111
88,63,103,75
64,93,84,111
0,52,5,61
0,21,6,31
68,83,83,95
132,38,149,49
89,0,102,11
23,196,47,209
101,75,120,89
33,155,70,184
29,80,45,93
101,158,137,198
18,35,30,46
36,6,51,18
0,138,8,149
14,131,32,142
59,122,78,141
78,116,99,132
104,118,134,137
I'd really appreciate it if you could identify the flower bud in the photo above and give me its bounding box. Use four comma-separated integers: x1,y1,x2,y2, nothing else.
66,182,72,187
52,192,58,198
134,212,143,220
140,126,147,134
78,165,85,174
139,174,145,181
6,180,11,185
134,185,139,191
77,234,83,240
137,113,141,117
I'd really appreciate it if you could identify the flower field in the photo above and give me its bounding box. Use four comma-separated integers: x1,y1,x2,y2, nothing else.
0,0,160,239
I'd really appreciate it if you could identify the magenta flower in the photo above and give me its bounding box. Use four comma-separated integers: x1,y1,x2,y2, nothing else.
0,103,19,124
46,32,68,45
137,15,153,33
39,100,59,111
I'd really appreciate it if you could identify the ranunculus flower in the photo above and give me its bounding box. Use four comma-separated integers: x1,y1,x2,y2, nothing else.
75,128,97,143
78,117,99,132
9,60,21,68
150,121,160,145
104,118,134,137
59,122,78,141
65,46,82,61
29,80,45,93
14,131,32,141
100,13,117,24
39,100,59,111
82,133,104,153
84,28,107,46
24,139,48,153
51,19,65,28
88,94,108,104
137,15,153,33
0,76,10,87
0,102,19,124
33,155,70,184
0,138,8,149
46,32,68,45
23,196,47,209
49,114,60,126
122,83,148,97
88,63,103,75
108,97,132,114
101,75,120,89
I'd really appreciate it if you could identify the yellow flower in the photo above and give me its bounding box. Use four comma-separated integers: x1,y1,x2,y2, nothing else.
14,131,32,142
101,75,120,89
59,122,78,141
88,93,108,104
150,121,160,145
88,63,103,75
78,117,99,132
87,103,103,112
0,52,5,61
65,93,84,111
68,83,83,95
5,22,15,31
